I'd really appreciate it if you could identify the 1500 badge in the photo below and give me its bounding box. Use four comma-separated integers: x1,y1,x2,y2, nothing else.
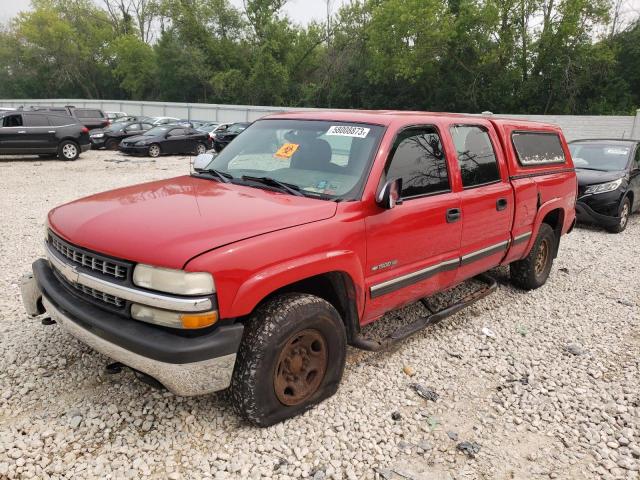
371,260,398,271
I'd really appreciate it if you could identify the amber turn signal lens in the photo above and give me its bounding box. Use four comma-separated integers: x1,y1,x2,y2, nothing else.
180,311,218,329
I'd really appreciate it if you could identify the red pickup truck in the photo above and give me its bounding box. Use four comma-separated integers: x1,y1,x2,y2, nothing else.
21,111,577,426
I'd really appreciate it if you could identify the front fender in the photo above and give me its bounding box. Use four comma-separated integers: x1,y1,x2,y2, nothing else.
229,250,365,319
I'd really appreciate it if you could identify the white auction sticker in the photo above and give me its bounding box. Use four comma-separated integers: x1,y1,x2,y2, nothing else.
326,125,370,138
605,148,629,155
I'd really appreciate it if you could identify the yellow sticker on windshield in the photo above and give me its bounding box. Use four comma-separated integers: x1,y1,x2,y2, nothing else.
275,143,299,159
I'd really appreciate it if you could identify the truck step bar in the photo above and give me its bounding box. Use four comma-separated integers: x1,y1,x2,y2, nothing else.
350,273,497,352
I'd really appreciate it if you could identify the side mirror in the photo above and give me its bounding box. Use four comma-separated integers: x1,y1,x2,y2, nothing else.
193,153,216,172
376,177,403,209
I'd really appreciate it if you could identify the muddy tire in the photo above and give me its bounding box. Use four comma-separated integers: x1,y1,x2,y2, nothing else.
57,141,79,161
605,197,631,234
510,223,556,290
230,293,346,427
148,144,161,158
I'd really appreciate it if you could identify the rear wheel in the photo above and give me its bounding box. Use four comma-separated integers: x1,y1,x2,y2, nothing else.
230,293,346,427
510,223,556,290
58,141,79,161
606,197,630,233
195,142,207,155
148,144,161,158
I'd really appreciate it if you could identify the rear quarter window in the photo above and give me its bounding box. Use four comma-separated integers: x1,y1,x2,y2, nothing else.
48,115,76,126
75,109,104,118
512,132,566,167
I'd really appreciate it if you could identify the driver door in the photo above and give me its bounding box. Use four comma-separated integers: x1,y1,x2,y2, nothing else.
163,128,187,153
364,126,462,323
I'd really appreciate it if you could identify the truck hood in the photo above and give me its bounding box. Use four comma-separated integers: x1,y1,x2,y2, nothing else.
48,175,338,269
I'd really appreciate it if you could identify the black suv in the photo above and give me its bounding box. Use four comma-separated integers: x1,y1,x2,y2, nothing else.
0,111,91,161
569,139,640,233
24,106,109,130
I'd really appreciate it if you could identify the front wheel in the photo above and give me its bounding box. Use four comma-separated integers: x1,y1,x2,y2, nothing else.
148,144,161,158
606,197,631,234
230,293,347,427
58,141,79,161
105,138,119,151
510,223,556,290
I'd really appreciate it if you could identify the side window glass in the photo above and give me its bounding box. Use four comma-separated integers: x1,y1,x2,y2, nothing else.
512,132,566,166
3,114,23,127
125,124,141,132
450,125,501,188
635,147,640,169
169,128,184,137
141,124,153,130
24,114,49,127
385,127,450,198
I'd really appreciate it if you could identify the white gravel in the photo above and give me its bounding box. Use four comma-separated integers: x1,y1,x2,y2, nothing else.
1,150,639,479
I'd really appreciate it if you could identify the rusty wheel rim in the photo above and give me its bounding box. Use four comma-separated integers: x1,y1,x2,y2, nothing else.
274,328,328,406
535,238,549,275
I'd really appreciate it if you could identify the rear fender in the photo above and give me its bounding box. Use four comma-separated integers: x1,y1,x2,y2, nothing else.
229,250,365,319
521,198,567,256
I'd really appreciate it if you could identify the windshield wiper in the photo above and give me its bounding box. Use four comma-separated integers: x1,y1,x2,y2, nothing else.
241,175,304,197
195,168,233,183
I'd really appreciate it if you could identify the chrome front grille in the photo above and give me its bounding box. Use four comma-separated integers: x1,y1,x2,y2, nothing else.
50,234,129,280
53,269,126,309
70,279,126,307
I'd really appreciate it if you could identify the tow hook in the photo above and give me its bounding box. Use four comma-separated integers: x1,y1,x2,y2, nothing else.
41,317,56,325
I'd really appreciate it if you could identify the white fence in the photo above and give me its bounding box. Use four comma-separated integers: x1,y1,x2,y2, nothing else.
1,99,639,141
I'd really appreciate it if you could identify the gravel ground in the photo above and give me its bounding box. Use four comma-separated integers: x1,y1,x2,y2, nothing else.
1,149,639,479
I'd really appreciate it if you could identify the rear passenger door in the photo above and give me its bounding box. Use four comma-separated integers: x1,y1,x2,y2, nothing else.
24,113,57,151
364,126,462,320
449,124,514,281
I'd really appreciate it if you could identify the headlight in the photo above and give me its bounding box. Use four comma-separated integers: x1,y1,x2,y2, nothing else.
584,178,623,195
131,304,218,329
133,264,215,295
91,133,104,138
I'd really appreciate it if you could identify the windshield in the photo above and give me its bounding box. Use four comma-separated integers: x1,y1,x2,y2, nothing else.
144,126,171,136
106,122,128,132
205,119,384,199
227,123,250,133
569,142,632,171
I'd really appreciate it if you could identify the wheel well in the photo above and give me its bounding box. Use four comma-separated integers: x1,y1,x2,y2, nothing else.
625,191,634,210
258,272,360,342
542,208,564,258
59,137,79,145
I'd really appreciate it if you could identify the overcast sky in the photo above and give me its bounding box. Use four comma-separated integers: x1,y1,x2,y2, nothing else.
0,0,351,25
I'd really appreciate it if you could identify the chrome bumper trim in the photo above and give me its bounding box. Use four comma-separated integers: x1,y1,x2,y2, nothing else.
41,296,235,396
45,243,213,312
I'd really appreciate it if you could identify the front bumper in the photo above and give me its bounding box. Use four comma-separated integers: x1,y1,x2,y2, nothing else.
21,260,243,396
575,200,620,227
90,138,106,149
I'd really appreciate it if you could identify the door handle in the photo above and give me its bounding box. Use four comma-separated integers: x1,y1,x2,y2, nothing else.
496,198,508,211
446,208,461,223
48,131,55,133
18,130,26,134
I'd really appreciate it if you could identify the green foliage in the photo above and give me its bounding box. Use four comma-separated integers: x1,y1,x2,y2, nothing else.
0,0,638,114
